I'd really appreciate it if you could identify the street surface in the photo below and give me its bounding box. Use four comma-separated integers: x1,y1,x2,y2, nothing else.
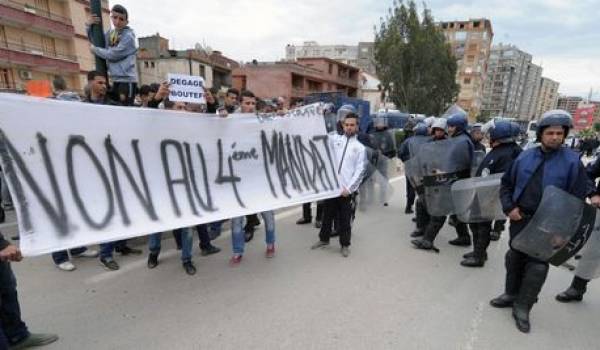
3,176,599,350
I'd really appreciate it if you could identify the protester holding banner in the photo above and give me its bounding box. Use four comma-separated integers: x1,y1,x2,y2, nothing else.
311,107,366,257
83,71,119,105
490,110,598,333
0,231,58,349
87,4,138,106
460,121,521,268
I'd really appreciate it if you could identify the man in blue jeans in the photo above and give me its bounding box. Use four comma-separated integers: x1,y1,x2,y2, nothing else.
147,228,196,275
0,231,58,349
229,211,276,266
51,247,98,271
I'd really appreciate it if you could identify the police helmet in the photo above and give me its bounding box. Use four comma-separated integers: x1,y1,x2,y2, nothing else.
447,113,468,131
489,121,513,143
414,123,428,136
424,116,436,128
431,117,447,131
337,104,358,120
536,110,572,141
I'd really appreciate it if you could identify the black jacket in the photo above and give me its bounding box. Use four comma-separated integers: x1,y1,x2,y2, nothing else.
475,142,522,177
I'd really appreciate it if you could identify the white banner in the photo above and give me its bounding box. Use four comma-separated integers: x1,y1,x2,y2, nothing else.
167,73,205,104
0,94,341,256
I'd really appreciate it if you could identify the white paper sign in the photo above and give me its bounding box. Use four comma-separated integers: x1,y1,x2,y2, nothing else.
167,73,205,104
0,94,340,256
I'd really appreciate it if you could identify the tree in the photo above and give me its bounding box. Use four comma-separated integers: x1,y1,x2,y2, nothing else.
593,122,600,133
374,1,459,115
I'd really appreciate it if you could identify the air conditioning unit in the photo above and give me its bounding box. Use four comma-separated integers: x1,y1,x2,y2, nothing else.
19,70,33,80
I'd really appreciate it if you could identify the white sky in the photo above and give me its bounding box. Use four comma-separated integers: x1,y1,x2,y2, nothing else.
116,0,600,99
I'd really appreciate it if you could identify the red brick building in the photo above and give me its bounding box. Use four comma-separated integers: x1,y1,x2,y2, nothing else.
232,57,359,107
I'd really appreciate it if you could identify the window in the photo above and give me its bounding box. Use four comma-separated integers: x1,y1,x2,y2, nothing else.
41,36,56,57
0,25,6,47
144,61,149,68
455,31,467,41
328,64,333,74
199,64,205,78
473,21,481,28
463,78,471,84
0,68,12,89
150,62,155,68
467,55,475,63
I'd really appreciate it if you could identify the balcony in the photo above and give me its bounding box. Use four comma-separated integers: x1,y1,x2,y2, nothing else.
0,39,79,72
0,0,74,38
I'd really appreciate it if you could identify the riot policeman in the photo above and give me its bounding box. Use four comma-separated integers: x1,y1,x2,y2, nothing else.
461,121,522,267
490,110,599,333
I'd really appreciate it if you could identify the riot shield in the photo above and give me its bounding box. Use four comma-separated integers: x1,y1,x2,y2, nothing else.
324,112,338,133
511,186,600,266
441,104,467,119
418,138,472,216
404,157,422,188
358,147,394,212
574,226,600,280
471,150,486,177
372,130,396,158
451,173,506,223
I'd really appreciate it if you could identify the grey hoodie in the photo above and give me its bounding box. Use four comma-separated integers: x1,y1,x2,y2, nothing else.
89,26,138,83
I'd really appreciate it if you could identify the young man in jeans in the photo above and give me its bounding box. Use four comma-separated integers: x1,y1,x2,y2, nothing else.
147,228,196,275
87,4,138,106
229,212,276,266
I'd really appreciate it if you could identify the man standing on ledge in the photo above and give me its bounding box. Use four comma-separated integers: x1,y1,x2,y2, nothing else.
311,106,366,257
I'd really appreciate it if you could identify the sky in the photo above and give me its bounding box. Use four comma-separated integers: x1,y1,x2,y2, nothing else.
117,0,600,99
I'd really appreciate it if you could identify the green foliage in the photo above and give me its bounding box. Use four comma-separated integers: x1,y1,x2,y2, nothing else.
593,122,600,133
374,1,459,116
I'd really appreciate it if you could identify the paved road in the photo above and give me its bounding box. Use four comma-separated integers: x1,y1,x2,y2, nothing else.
5,176,600,350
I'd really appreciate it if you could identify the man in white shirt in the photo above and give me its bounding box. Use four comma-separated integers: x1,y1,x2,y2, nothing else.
311,106,366,257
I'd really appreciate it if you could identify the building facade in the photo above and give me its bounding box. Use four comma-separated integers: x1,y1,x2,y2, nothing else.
534,77,560,118
137,34,238,89
285,41,376,75
0,0,110,92
439,18,493,119
481,44,538,119
232,57,359,107
518,62,542,120
557,96,584,116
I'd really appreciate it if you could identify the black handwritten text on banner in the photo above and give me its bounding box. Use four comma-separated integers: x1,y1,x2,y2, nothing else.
0,94,340,256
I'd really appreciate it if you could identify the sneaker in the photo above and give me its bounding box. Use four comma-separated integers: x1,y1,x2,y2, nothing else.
383,202,389,207
266,244,275,258
74,249,99,258
56,261,76,271
0,206,4,223
116,246,142,255
314,220,322,229
9,332,58,350
11,235,19,241
100,257,119,271
200,245,221,256
311,241,329,249
341,246,350,257
183,261,196,275
229,254,242,267
147,252,159,269
296,217,311,225
404,206,413,214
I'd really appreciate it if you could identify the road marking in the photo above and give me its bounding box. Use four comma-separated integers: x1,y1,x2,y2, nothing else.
464,301,485,350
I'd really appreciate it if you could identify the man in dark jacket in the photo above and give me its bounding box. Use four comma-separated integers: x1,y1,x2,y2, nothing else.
398,120,417,213
555,152,600,302
490,110,599,333
461,121,522,267
0,232,58,349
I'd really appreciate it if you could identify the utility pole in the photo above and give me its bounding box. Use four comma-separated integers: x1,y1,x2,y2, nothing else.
89,0,108,75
